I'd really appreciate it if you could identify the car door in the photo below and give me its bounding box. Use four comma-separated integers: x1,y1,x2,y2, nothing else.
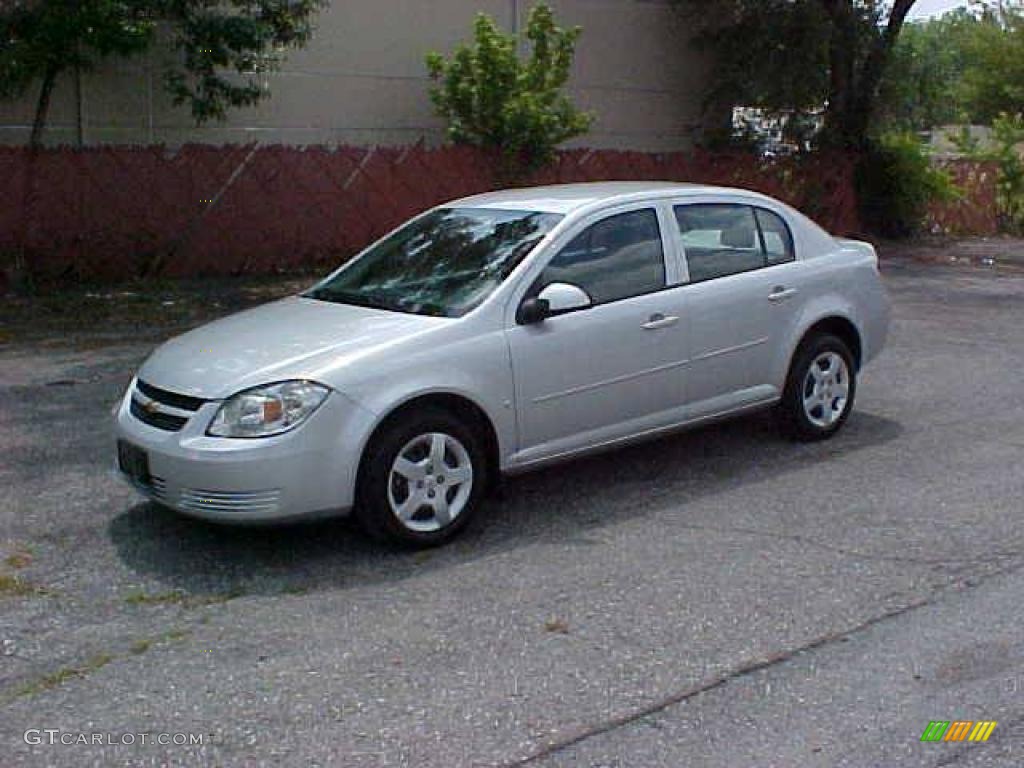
506,204,689,463
673,202,804,416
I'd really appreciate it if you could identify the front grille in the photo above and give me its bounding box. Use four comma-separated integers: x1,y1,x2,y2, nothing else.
178,488,281,516
130,397,189,432
129,379,209,432
136,380,205,412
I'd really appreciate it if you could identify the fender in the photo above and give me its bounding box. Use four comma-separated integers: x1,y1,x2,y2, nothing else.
774,294,863,389
338,331,516,472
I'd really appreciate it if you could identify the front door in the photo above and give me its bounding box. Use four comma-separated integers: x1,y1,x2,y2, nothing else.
506,206,688,463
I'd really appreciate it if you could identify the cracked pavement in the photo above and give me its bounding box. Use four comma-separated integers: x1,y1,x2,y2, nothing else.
1,252,1023,766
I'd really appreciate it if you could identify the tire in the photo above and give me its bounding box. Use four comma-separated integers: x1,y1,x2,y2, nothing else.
777,333,857,442
355,407,488,548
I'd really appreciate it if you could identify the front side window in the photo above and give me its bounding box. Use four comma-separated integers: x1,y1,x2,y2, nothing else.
305,207,562,317
538,208,666,305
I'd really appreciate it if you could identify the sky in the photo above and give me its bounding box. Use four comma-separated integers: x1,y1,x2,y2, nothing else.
907,0,972,19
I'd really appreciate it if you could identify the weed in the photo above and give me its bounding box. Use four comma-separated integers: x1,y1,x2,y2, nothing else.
0,574,51,598
15,654,114,699
123,590,187,606
4,549,34,569
544,617,570,634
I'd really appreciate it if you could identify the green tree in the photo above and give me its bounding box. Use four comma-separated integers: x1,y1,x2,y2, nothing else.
961,3,1024,123
877,2,1024,130
877,10,981,131
677,0,920,149
0,0,325,147
0,1,154,147
425,3,593,173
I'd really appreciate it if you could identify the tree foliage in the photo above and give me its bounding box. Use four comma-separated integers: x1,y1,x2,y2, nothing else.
960,3,1024,123
0,1,154,145
426,3,593,173
878,3,1024,130
877,10,979,131
158,0,324,125
677,0,920,149
857,131,957,236
0,0,324,146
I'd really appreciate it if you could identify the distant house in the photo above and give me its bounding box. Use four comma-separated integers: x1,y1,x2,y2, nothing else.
732,107,824,155
0,1,714,151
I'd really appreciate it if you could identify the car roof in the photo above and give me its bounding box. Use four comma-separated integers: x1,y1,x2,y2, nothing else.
447,182,766,215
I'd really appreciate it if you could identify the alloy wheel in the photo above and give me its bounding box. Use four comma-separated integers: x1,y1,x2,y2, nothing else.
387,432,474,533
802,351,850,429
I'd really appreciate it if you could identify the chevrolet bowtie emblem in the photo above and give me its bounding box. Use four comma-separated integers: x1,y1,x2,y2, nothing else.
143,400,161,415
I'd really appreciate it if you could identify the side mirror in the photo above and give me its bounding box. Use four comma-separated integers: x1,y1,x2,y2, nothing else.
518,297,550,325
518,282,592,325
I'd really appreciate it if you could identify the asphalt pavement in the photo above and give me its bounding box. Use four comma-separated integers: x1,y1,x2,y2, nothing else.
1,254,1022,767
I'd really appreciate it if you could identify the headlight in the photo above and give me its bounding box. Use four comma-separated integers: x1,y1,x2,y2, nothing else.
207,381,330,438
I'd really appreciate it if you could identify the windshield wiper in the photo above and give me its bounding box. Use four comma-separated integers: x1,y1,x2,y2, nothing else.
303,288,399,313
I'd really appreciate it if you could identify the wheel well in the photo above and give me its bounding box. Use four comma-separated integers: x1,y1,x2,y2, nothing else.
800,316,863,370
357,393,501,494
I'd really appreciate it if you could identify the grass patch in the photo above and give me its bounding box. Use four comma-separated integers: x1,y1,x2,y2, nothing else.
123,628,192,658
6,627,195,703
164,628,192,642
1,275,311,345
201,585,247,605
4,549,34,569
0,573,51,598
123,590,188,606
14,654,114,699
123,586,246,608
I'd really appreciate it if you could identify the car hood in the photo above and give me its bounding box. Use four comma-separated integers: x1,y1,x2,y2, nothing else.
138,297,449,400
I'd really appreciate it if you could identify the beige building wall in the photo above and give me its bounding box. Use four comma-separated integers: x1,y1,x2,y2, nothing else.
0,0,712,151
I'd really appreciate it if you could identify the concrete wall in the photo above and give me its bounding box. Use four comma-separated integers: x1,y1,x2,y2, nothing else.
0,0,712,151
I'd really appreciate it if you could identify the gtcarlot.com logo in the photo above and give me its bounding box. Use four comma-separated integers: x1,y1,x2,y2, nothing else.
921,721,997,743
24,730,206,747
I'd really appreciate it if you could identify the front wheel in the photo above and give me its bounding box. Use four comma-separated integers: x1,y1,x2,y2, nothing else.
777,334,857,441
355,408,487,548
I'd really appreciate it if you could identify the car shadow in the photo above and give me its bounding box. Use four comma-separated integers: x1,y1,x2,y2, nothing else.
108,410,903,599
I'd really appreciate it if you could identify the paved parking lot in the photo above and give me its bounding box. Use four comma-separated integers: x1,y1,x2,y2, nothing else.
1,252,1023,766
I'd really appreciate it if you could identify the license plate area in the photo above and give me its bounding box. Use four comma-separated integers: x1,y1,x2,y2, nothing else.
117,440,150,484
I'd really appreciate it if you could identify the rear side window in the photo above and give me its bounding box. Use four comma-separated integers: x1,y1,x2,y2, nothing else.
755,208,795,265
674,204,796,283
539,208,666,304
674,205,762,283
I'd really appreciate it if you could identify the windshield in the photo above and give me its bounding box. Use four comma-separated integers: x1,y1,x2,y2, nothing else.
304,207,563,317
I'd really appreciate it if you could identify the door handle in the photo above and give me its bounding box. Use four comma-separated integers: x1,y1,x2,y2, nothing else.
768,286,798,303
642,313,680,330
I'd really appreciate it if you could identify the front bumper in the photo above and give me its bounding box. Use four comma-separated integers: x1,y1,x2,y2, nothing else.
113,381,376,523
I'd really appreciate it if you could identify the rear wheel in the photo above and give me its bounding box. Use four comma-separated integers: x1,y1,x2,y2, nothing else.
778,334,857,441
355,408,486,548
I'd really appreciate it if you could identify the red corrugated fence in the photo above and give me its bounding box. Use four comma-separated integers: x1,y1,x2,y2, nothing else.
0,144,995,285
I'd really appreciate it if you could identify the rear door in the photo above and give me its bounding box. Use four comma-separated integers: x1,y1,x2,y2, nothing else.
672,202,804,415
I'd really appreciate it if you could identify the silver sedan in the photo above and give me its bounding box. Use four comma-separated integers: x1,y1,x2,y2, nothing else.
114,182,890,546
